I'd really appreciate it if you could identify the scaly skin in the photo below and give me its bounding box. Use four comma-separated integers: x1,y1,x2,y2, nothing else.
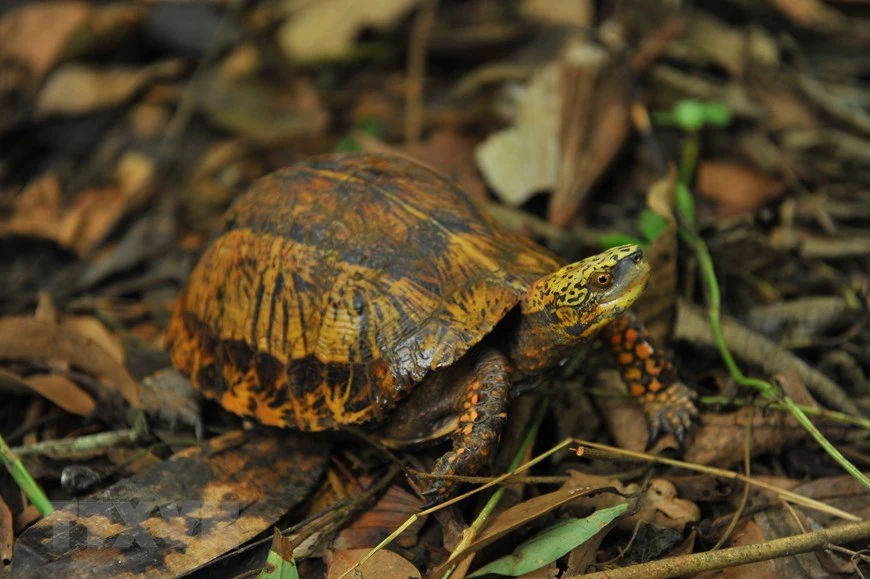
605,312,699,446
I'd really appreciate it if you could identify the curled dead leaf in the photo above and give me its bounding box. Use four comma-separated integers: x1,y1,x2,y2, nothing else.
0,316,140,408
563,471,700,532
697,161,785,218
36,60,184,117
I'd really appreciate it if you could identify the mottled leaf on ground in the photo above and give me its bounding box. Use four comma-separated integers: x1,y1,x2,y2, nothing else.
0,494,12,567
432,481,618,576
563,471,700,533
333,483,425,550
696,161,785,219
0,316,140,408
277,0,423,62
326,548,421,579
12,432,330,578
467,503,630,577
259,529,299,579
36,60,184,117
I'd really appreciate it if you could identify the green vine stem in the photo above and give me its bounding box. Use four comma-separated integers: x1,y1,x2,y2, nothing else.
676,129,870,491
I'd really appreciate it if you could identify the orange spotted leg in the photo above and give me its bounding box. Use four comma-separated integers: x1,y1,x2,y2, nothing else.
605,312,699,446
423,348,511,503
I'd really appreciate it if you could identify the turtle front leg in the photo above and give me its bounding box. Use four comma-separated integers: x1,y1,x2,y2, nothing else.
423,347,511,502
605,312,699,446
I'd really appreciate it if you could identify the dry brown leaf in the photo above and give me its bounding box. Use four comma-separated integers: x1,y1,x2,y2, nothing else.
62,317,125,366
697,161,785,218
22,373,96,417
36,60,184,117
0,2,91,88
333,484,425,550
548,47,630,227
0,495,12,566
0,316,140,407
405,129,489,203
521,0,593,27
430,480,612,576
768,0,845,33
0,174,63,243
593,368,680,453
707,520,779,579
476,61,560,206
327,548,421,579
754,86,818,131
60,187,129,256
684,407,807,468
200,73,329,143
0,174,130,256
564,471,700,532
634,170,679,344
114,151,155,197
277,0,423,62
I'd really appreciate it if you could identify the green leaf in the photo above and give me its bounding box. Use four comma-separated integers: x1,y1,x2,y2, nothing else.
258,530,300,579
676,183,695,228
673,99,706,132
334,119,386,152
702,101,733,128
334,134,362,152
638,208,670,242
467,503,630,577
650,110,675,127
600,233,646,250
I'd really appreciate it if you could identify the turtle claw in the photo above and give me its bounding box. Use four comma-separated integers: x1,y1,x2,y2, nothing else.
643,382,700,451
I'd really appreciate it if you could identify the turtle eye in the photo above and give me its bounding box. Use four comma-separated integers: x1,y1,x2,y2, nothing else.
593,273,613,288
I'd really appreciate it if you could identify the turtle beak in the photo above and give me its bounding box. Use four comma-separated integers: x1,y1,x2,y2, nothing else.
601,249,650,310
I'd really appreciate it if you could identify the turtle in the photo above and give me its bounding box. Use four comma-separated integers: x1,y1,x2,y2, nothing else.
164,153,698,498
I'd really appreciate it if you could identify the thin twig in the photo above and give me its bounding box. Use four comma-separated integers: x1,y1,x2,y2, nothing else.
404,0,438,146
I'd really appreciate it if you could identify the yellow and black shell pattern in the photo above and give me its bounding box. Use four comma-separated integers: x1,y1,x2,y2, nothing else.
166,153,563,432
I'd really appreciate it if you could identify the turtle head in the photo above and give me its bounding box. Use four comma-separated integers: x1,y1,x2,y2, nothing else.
510,245,650,372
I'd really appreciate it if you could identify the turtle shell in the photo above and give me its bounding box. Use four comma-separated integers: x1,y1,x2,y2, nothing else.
166,153,562,431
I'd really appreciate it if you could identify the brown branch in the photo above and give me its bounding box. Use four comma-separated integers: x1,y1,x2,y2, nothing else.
575,520,870,579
